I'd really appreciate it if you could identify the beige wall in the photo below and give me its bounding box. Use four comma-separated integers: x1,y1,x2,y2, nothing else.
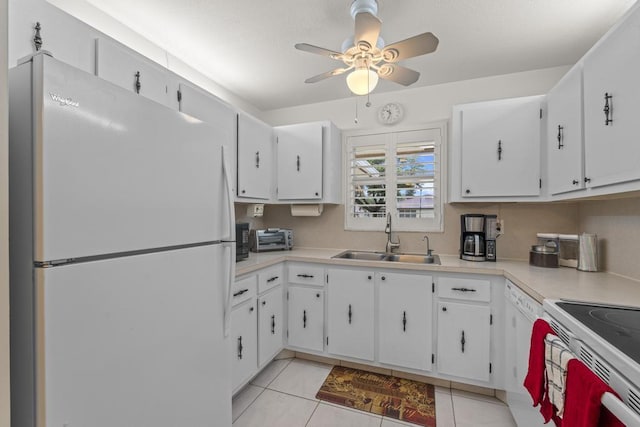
578,196,640,280
256,202,580,260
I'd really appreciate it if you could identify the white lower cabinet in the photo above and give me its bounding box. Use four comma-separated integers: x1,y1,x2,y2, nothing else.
326,268,375,361
287,286,324,352
231,299,258,392
258,286,283,367
378,272,433,371
437,301,491,382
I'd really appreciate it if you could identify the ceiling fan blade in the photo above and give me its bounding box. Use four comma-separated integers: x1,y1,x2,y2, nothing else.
382,32,439,62
295,43,343,60
354,12,382,51
304,68,349,84
377,63,420,86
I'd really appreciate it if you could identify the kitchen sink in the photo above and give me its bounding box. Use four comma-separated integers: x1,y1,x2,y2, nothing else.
332,250,441,265
385,254,441,264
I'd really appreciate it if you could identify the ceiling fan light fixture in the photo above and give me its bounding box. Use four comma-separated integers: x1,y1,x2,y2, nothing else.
346,67,379,95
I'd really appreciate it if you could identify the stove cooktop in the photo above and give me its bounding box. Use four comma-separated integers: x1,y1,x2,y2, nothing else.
557,301,640,365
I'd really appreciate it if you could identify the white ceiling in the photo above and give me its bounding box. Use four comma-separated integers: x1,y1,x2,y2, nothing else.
68,0,636,111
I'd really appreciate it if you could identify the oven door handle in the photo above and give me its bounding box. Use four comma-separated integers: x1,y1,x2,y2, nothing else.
602,392,640,426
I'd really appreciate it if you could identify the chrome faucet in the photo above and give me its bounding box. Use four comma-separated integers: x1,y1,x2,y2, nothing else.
423,235,433,257
385,213,400,253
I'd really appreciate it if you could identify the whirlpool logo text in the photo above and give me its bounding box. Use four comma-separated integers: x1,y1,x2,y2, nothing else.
49,93,79,108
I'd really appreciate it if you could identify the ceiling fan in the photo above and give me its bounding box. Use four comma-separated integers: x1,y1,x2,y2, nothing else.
295,0,439,95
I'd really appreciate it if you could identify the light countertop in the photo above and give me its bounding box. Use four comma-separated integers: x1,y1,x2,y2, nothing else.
235,248,640,307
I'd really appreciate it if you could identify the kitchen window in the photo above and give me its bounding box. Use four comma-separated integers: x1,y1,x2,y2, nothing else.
344,123,445,232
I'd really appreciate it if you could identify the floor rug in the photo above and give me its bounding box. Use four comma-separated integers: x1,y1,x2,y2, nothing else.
316,366,436,426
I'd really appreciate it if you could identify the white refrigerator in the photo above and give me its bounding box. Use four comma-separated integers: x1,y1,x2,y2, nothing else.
9,53,235,427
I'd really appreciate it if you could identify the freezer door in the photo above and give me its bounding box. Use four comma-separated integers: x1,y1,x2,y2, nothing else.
35,245,231,427
34,55,226,261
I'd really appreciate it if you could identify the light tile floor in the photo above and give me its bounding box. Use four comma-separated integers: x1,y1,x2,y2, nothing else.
232,358,517,427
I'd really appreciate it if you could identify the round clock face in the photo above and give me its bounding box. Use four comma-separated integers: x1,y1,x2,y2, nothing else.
378,103,404,125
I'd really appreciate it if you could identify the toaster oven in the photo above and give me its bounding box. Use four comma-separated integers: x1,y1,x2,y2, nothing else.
249,228,293,252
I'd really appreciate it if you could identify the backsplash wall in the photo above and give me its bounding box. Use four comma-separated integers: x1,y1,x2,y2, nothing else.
256,202,580,260
578,196,640,281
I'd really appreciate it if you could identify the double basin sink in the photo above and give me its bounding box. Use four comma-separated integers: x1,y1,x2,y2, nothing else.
332,250,441,265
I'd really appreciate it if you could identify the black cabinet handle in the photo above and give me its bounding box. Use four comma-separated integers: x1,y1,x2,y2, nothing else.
267,276,279,283
381,276,386,281
237,336,243,360
233,288,249,297
465,189,471,194
271,315,275,334
442,306,447,312
461,330,466,353
348,304,352,324
584,177,591,184
497,140,503,161
262,300,266,306
557,125,564,149
303,310,307,328
134,71,141,94
402,311,407,332
367,275,372,280
572,179,579,185
255,151,260,168
604,93,613,126
249,306,254,313
297,274,314,278
297,155,301,172
316,293,320,298
451,287,476,293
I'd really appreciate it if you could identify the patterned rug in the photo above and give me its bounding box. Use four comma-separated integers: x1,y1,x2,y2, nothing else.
316,366,436,426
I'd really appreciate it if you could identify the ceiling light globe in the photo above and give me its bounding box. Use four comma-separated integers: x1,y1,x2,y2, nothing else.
346,68,379,95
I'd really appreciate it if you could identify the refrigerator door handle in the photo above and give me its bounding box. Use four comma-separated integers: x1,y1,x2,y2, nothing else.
221,145,236,242
223,243,235,337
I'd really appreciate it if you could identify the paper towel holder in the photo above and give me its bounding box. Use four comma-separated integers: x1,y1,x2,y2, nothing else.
290,204,324,217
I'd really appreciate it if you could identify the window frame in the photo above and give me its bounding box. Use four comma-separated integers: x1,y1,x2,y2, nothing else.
343,121,446,232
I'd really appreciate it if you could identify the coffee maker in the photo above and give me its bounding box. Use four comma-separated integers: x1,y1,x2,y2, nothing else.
460,214,498,262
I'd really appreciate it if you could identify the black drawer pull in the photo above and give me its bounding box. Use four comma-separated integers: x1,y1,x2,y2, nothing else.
451,287,476,293
267,276,279,283
557,125,564,149
271,315,275,334
402,311,407,332
348,304,352,324
303,310,307,328
604,93,613,126
237,336,243,360
297,274,314,278
233,289,249,297
461,330,466,353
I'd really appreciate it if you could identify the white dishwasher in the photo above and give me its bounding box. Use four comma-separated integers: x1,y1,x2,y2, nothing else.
504,280,545,426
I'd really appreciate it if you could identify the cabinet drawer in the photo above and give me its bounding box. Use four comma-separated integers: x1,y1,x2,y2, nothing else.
232,275,257,306
258,265,283,294
438,277,491,302
287,264,325,286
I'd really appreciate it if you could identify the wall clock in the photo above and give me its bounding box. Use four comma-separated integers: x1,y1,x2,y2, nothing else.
378,102,404,125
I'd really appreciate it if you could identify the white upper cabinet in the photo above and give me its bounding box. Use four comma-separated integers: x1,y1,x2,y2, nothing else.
237,114,274,200
452,96,543,200
583,5,640,189
95,38,172,107
276,123,323,200
546,65,584,195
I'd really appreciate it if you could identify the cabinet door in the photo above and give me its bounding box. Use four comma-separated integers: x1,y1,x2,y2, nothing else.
276,123,323,200
437,301,491,382
583,7,640,188
326,269,375,361
547,66,585,195
287,287,324,352
460,97,541,197
231,300,258,392
378,272,432,371
237,114,273,199
95,38,171,107
258,286,284,367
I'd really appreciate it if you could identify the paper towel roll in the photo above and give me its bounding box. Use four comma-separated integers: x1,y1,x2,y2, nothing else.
290,204,324,217
577,233,598,272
